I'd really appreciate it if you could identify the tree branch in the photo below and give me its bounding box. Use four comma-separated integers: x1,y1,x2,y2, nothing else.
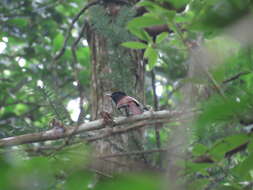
0,110,186,147
53,0,100,60
86,119,170,143
194,141,250,163
222,71,251,84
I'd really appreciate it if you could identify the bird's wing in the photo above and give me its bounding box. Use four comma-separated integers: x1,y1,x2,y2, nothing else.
128,101,142,114
117,96,142,115
116,96,139,107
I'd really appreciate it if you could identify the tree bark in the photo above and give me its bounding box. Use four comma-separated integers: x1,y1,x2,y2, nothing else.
86,4,145,174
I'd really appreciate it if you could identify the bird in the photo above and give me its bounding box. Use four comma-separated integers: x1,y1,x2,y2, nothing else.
107,91,144,116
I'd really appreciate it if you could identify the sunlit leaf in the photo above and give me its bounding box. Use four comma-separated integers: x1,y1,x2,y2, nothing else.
53,33,64,52
128,15,165,29
77,47,90,65
144,46,158,70
128,27,152,41
156,32,168,44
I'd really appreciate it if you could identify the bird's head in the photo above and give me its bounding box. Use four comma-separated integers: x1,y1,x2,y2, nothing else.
106,91,126,104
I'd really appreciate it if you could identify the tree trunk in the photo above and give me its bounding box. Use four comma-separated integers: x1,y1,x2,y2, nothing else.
86,4,145,174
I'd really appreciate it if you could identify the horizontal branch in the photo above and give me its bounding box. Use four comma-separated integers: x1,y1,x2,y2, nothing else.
86,119,169,142
0,110,186,147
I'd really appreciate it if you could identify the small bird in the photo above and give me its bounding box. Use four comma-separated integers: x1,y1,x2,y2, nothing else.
108,91,144,116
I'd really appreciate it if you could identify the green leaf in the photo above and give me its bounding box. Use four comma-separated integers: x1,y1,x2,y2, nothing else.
174,11,194,23
137,1,169,13
247,138,253,153
241,73,253,89
137,0,158,9
167,0,190,8
128,27,152,42
191,0,252,30
95,174,161,190
188,179,209,190
0,157,11,189
8,18,28,28
77,47,90,65
233,151,253,180
144,46,158,70
127,15,165,29
14,104,28,116
186,161,213,175
53,33,64,52
209,134,249,160
192,144,208,156
65,171,91,190
63,48,72,60
121,41,147,49
137,1,176,20
156,32,168,44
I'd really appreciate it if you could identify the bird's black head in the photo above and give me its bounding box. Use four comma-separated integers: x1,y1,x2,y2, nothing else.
110,91,126,104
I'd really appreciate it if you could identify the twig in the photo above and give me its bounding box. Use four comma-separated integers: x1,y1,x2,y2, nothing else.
205,69,226,98
225,141,249,158
53,0,100,60
194,140,250,163
222,71,251,84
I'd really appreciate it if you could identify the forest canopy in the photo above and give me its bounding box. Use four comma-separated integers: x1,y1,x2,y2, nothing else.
1,0,253,189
